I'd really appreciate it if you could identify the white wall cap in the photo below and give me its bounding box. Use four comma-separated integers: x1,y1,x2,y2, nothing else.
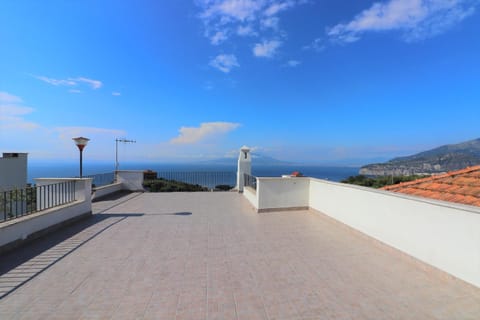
34,178,92,181
309,177,480,215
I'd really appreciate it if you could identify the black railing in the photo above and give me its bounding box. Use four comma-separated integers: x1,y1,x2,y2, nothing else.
83,172,115,188
1,181,76,223
154,171,236,190
244,173,257,190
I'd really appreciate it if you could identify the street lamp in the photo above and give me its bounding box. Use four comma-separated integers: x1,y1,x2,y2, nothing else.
115,138,136,172
73,137,90,178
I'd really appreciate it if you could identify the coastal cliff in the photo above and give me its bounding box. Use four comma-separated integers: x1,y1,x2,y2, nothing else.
360,138,480,176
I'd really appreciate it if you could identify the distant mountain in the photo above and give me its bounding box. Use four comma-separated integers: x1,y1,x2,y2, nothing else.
202,154,294,166
360,138,480,176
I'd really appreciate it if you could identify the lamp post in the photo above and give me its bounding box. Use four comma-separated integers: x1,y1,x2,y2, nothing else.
115,138,136,172
73,137,90,178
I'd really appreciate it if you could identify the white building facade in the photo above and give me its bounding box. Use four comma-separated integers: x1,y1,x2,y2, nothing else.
0,153,28,191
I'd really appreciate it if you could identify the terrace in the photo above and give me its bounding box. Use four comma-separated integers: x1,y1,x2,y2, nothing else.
0,148,480,319
1,191,480,319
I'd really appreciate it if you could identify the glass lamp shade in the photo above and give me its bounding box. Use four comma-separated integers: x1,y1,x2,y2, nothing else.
73,137,90,151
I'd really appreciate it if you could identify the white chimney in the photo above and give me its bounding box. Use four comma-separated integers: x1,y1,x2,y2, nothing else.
236,146,251,192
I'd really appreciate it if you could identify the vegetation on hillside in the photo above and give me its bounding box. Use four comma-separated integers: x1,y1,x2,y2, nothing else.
143,178,234,192
143,178,208,192
341,174,429,189
214,184,234,191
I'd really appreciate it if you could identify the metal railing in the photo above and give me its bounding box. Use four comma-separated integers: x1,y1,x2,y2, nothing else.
83,172,115,188
1,181,76,223
154,171,236,190
244,173,257,190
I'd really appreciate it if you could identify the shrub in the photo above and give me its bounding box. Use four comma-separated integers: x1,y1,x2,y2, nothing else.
143,178,208,192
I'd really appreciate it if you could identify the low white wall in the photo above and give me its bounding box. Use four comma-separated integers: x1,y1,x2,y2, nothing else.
257,177,310,211
92,182,123,200
116,171,144,191
242,176,480,287
0,200,91,250
309,178,480,288
243,186,258,209
0,178,92,253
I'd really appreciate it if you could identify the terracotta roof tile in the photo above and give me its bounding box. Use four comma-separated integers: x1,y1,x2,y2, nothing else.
453,177,479,185
382,165,480,207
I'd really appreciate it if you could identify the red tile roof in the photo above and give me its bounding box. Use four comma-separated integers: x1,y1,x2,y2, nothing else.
382,165,480,207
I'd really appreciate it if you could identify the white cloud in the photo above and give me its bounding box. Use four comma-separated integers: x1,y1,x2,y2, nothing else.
209,54,240,73
237,24,257,36
0,105,38,130
0,92,39,130
196,0,304,59
261,16,279,29
34,75,103,90
35,76,77,87
303,38,326,52
264,1,294,16
69,89,82,94
0,105,33,116
253,39,282,57
112,92,121,96
74,77,102,89
199,0,263,22
170,122,241,144
211,30,229,45
55,126,126,141
286,60,301,67
327,0,478,43
0,92,131,160
0,91,23,103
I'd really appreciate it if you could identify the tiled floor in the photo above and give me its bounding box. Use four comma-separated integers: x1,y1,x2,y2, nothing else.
1,192,479,319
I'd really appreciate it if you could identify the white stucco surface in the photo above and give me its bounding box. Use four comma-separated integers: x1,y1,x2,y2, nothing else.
0,153,27,191
116,171,144,191
93,182,123,200
309,178,480,288
243,186,258,209
0,200,91,249
257,177,310,211
242,176,480,287
236,146,252,192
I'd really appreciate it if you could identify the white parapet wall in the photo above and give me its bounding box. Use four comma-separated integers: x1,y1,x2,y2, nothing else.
256,177,310,212
116,171,144,191
242,176,480,287
92,182,123,200
309,178,480,288
243,186,258,209
0,178,92,254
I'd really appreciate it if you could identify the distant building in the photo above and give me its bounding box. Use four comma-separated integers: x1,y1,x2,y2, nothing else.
0,153,28,191
382,165,480,207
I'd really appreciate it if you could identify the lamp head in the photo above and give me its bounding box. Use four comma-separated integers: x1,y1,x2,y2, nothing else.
73,137,90,151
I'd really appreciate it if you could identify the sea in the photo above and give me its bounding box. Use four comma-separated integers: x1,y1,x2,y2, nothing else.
28,162,360,187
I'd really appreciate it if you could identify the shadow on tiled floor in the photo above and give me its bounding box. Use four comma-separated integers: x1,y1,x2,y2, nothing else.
0,193,145,299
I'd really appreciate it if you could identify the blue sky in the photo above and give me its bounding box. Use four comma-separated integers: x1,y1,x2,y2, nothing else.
1,0,480,165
